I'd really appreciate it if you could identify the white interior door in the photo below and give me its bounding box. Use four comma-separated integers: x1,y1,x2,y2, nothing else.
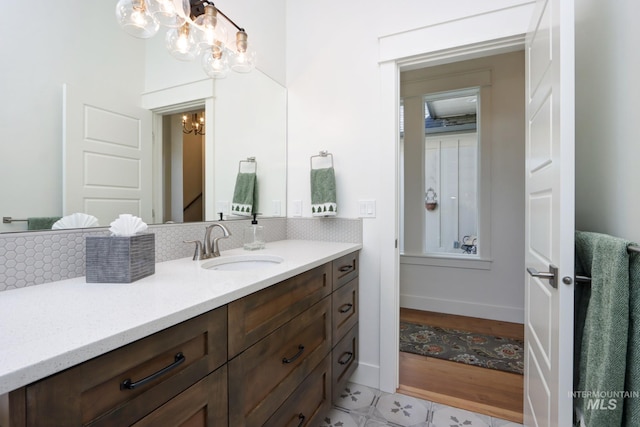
524,0,575,425
63,84,153,227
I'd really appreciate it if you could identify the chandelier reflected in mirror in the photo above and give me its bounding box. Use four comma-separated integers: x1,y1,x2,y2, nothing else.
115,0,255,78
182,112,205,135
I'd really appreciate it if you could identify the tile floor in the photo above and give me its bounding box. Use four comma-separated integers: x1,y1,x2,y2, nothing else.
315,382,523,427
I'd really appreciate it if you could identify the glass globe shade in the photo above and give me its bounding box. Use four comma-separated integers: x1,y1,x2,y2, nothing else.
202,45,229,79
165,24,198,61
231,49,256,73
193,6,227,48
115,0,159,39
147,0,189,28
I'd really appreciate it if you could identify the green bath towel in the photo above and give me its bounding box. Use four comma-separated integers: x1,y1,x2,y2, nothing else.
574,231,634,426
27,217,61,230
231,172,257,216
310,167,336,216
624,250,640,426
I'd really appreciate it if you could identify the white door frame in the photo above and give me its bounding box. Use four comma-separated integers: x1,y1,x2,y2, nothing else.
379,31,533,393
141,80,216,223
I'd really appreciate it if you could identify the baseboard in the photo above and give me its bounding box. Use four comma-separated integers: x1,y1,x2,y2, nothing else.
349,361,382,392
400,294,524,324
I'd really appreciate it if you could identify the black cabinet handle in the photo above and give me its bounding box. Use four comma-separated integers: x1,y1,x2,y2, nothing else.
282,345,305,364
296,413,306,427
120,352,185,390
338,351,353,365
338,303,353,313
338,265,354,273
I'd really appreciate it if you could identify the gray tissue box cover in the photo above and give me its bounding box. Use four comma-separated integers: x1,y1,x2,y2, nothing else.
86,234,155,283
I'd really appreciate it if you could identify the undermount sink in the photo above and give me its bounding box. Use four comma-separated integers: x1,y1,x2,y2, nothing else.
201,254,284,271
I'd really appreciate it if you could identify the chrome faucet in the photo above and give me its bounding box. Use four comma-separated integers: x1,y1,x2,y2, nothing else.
204,223,231,258
184,223,231,260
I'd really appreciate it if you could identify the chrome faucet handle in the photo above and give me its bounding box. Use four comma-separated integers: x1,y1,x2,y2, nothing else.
184,240,204,261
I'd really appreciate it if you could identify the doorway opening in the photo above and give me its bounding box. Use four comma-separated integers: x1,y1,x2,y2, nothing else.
160,109,206,224
397,51,526,423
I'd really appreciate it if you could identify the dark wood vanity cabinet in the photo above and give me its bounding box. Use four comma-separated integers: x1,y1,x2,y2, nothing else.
7,306,228,427
330,253,360,405
228,297,332,426
227,262,332,359
227,251,359,427
3,251,359,427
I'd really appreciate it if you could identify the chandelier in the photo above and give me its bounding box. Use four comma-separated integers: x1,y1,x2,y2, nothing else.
182,112,205,135
115,0,255,78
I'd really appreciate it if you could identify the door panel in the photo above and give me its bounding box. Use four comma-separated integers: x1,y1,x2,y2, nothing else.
529,95,553,172
527,276,552,366
527,346,551,427
529,193,552,259
63,84,152,226
524,0,575,425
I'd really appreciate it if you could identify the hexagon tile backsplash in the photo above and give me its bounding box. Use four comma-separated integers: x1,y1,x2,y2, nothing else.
0,218,361,292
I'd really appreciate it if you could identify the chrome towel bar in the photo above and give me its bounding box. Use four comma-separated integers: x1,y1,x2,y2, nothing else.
3,217,27,224
576,244,640,285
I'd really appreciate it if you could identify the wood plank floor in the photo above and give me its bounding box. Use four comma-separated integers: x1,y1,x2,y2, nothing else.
398,308,524,423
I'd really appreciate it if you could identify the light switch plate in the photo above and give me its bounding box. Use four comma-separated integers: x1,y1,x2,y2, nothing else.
272,200,281,216
358,200,376,218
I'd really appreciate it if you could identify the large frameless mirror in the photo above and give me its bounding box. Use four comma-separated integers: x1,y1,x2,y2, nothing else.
0,1,286,233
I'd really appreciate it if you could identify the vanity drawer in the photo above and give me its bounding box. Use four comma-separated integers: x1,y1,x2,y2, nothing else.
332,324,358,404
228,262,332,358
132,365,227,427
332,251,359,290
264,355,332,427
228,297,332,427
24,307,227,427
332,277,359,345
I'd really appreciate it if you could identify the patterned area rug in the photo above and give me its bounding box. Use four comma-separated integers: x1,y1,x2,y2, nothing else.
400,321,524,375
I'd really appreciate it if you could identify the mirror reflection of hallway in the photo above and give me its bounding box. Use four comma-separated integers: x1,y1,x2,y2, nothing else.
163,110,205,223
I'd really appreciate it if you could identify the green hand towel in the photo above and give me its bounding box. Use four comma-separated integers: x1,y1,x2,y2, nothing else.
310,167,336,216
624,251,640,426
231,172,257,216
574,231,631,427
27,217,61,230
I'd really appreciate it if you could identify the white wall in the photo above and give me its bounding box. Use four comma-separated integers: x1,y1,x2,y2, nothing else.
286,0,534,390
400,52,526,323
0,1,145,232
575,0,640,243
213,72,287,218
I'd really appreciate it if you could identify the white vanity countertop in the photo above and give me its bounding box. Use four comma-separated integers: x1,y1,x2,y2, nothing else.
0,239,361,395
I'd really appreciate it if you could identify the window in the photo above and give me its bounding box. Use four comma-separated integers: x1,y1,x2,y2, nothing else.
423,90,479,256
401,87,487,261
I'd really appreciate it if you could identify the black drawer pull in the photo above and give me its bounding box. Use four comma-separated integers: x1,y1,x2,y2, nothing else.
338,351,353,365
282,345,305,364
338,303,353,313
120,352,185,390
297,413,306,427
338,265,354,273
